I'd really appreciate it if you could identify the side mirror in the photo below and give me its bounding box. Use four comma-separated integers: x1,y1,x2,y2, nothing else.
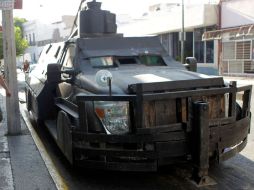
184,57,197,72
47,63,61,83
61,68,77,81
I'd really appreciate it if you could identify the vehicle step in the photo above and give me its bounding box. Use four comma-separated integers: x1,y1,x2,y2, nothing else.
45,120,57,141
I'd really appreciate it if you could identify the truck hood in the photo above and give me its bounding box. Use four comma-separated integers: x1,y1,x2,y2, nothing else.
76,67,224,94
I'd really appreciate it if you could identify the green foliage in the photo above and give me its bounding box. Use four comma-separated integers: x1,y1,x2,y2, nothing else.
0,17,28,59
15,26,29,56
14,17,27,36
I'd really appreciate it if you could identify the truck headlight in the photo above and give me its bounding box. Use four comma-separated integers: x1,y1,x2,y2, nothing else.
94,101,130,135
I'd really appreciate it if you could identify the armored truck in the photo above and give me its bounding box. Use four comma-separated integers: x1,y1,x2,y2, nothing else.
25,0,252,184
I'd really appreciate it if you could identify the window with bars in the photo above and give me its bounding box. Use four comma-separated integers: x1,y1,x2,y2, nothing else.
229,61,243,73
236,41,251,60
244,61,254,73
222,40,253,74
222,41,251,60
223,42,235,59
223,61,228,73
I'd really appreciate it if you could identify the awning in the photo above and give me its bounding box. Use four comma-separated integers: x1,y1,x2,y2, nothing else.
202,24,254,41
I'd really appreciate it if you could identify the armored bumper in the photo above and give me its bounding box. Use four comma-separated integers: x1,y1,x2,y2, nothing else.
71,79,252,171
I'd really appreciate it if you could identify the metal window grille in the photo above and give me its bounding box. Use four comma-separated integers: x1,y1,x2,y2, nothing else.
236,41,251,60
223,42,235,60
222,40,252,74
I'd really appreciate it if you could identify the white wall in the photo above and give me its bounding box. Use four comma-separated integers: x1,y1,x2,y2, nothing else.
23,20,54,42
221,0,254,28
118,4,218,36
22,20,53,62
22,16,74,62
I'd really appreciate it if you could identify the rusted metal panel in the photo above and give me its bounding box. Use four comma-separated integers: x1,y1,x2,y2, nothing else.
143,101,156,128
74,79,251,172
242,89,252,118
143,100,177,127
136,123,183,134
143,86,234,101
181,98,187,123
191,95,225,119
209,117,250,149
156,141,188,157
219,138,247,162
208,95,225,118
74,146,156,159
209,117,235,126
73,132,186,143
155,100,177,125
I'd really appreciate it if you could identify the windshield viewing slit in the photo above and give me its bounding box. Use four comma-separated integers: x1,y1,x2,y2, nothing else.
89,55,166,67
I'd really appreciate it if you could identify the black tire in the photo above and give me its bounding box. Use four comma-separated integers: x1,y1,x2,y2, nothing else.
236,103,242,121
25,89,32,111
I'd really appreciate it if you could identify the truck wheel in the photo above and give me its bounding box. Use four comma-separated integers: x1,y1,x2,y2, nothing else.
25,89,40,126
236,103,242,121
25,89,32,111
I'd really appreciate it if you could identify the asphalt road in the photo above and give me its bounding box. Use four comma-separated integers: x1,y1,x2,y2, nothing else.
18,72,254,190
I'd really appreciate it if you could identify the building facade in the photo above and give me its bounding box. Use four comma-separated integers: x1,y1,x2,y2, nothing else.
221,0,254,75
203,0,254,76
22,15,75,63
118,3,219,75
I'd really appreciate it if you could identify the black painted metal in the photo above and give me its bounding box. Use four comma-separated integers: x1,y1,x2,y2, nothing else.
73,131,186,143
73,84,250,162
128,77,224,93
210,117,250,153
219,138,247,162
55,98,79,119
136,84,144,129
191,101,210,185
143,86,234,101
242,89,252,118
237,85,252,92
77,95,136,102
78,101,88,132
229,81,237,118
136,123,183,134
72,82,252,171
79,0,117,36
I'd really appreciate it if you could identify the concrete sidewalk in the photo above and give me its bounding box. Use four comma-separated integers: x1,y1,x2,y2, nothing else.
0,91,56,190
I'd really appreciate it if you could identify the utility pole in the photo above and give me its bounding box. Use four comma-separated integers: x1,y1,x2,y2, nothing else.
181,0,185,65
1,0,21,135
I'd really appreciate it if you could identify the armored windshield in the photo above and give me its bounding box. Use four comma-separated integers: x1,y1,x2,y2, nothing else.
89,55,166,68
76,36,184,69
